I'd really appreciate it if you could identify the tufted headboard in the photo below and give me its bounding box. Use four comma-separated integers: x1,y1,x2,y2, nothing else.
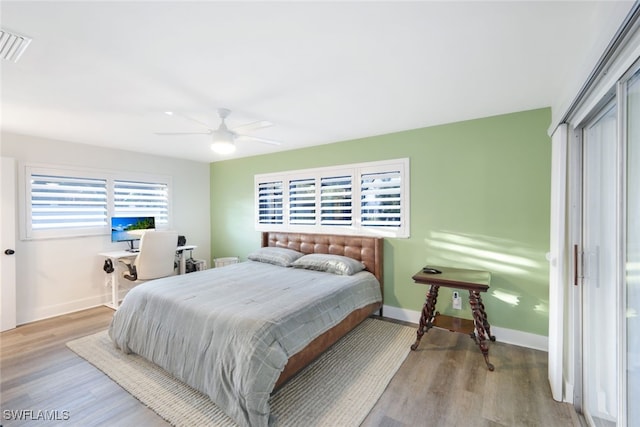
261,232,384,296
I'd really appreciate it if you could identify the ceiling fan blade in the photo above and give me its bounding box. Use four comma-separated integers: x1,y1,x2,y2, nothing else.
231,120,273,134
237,135,282,146
164,111,213,129
154,131,211,136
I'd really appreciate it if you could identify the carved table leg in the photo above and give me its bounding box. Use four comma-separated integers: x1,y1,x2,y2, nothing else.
411,284,439,350
469,290,495,371
475,291,495,342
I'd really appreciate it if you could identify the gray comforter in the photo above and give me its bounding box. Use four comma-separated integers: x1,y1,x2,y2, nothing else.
108,260,382,427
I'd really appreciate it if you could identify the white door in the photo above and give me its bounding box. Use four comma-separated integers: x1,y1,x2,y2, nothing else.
1,157,17,331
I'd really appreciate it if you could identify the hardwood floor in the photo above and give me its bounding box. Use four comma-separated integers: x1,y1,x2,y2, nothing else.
1,307,166,427
1,307,580,426
362,319,581,427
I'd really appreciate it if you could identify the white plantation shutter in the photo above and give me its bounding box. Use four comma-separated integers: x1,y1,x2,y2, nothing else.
360,171,402,228
289,178,316,225
114,180,169,226
257,181,284,224
320,175,352,226
255,158,409,237
30,174,107,230
23,165,172,239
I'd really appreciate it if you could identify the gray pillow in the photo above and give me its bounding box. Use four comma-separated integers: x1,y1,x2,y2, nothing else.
291,253,366,275
247,247,304,267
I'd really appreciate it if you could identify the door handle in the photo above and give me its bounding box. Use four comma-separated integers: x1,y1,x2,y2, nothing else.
573,244,580,286
4,249,15,255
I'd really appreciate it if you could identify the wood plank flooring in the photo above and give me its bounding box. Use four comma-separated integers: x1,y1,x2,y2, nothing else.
1,307,580,426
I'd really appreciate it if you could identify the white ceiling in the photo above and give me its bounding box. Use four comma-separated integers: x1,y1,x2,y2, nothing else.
1,1,634,163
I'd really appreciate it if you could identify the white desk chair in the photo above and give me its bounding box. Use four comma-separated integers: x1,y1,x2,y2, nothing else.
121,230,179,282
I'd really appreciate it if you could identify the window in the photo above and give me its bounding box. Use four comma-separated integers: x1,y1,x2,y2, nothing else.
22,164,171,240
255,158,409,238
320,175,352,226
257,181,283,224
360,170,402,228
30,174,108,231
289,178,316,225
114,180,169,225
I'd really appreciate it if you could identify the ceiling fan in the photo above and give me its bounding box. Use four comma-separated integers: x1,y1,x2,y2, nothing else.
156,108,282,154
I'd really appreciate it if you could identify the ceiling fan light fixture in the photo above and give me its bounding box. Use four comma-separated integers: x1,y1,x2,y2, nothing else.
210,129,236,154
211,140,236,154
160,107,279,155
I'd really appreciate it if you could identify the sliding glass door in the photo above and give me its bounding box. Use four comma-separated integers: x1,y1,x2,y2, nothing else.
582,101,618,427
625,68,640,424
578,63,640,427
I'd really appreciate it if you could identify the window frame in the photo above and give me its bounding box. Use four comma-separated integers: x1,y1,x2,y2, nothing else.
254,158,410,238
20,163,172,240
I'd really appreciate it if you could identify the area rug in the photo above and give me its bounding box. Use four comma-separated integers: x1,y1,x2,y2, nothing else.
66,318,416,427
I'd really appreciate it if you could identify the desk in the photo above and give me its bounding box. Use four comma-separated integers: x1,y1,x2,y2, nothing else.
175,245,197,274
99,245,196,310
410,266,496,371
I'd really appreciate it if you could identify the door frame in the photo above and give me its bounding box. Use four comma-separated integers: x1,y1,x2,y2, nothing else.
1,157,17,331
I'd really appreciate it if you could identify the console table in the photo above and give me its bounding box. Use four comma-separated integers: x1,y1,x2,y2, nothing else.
410,266,496,371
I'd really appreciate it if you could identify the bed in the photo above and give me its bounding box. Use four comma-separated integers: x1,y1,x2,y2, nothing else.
109,231,383,427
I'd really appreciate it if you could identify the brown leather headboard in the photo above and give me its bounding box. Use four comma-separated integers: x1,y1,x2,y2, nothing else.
261,232,384,294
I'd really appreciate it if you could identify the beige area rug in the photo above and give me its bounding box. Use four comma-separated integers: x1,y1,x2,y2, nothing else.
67,318,416,427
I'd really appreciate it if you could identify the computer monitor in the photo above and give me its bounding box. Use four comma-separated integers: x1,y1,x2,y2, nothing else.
111,216,156,250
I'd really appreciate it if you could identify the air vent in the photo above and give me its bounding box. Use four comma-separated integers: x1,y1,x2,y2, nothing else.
0,29,32,63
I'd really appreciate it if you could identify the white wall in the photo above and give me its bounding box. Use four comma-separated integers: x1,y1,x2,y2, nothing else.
1,133,211,324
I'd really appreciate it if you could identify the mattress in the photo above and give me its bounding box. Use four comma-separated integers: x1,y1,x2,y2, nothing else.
108,260,382,427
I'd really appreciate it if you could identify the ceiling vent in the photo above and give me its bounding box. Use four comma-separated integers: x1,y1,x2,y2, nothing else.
0,29,32,63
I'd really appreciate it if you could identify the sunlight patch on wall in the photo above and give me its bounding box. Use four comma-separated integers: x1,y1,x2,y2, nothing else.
430,231,540,267
425,230,545,279
423,230,550,318
492,288,520,306
534,302,549,314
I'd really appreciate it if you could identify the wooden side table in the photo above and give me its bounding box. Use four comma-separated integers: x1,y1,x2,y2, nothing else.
410,266,496,371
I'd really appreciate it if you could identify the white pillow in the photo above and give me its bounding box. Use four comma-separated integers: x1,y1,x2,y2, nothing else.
247,247,304,267
291,253,366,275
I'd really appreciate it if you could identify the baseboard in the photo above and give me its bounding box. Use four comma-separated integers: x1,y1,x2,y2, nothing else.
17,286,139,325
17,294,110,325
382,304,549,352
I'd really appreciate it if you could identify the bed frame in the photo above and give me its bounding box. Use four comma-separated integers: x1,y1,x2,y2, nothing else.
261,231,384,388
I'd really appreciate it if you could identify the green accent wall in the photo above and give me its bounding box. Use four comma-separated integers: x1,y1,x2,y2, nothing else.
210,108,551,336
